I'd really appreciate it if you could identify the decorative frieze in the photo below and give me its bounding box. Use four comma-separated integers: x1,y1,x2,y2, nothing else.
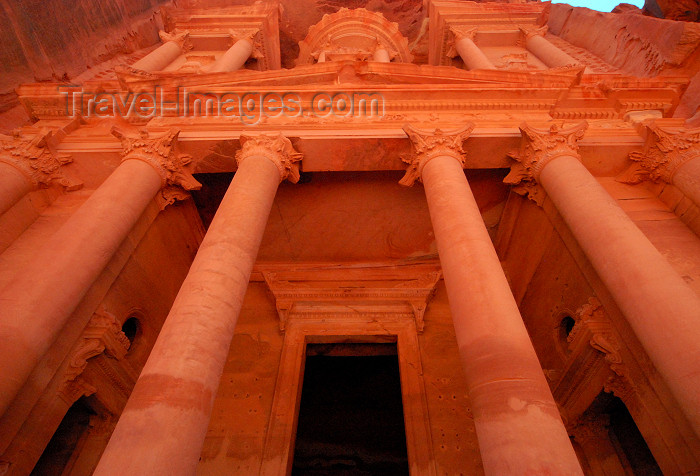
618,122,700,184
400,123,475,186
58,308,130,404
236,133,303,183
505,121,587,205
0,129,82,190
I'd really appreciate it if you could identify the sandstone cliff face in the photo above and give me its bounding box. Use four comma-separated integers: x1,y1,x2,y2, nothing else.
645,0,700,21
0,0,171,116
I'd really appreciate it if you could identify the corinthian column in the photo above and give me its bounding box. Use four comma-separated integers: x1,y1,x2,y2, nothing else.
131,31,192,72
507,122,700,437
0,129,200,417
207,30,257,73
400,125,582,475
94,134,301,476
447,28,496,70
0,130,81,216
620,122,700,208
520,27,581,69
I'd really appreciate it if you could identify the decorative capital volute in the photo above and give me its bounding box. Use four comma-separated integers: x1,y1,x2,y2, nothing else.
446,27,477,57
159,30,193,53
519,25,548,40
399,123,474,187
504,121,587,205
0,129,82,191
618,122,700,184
111,127,202,198
235,133,303,183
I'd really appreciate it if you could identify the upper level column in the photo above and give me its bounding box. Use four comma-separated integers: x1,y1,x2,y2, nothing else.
447,28,496,70
94,134,302,476
400,125,582,475
0,130,81,216
0,129,200,417
506,122,700,438
131,31,192,72
208,29,258,73
621,122,700,208
520,27,582,69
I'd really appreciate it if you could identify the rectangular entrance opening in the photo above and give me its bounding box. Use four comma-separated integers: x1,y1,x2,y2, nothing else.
291,343,409,475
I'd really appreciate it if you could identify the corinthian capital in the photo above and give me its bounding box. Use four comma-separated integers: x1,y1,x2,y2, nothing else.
446,27,477,58
618,122,700,184
0,129,82,190
159,30,193,52
111,127,202,196
400,123,474,186
235,133,303,183
519,25,548,40
505,122,587,205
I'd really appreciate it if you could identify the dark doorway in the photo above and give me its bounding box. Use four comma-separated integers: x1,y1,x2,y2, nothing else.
292,343,409,476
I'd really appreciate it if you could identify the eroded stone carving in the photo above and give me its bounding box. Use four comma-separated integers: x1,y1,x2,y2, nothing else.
112,127,202,207
618,122,700,184
0,129,82,190
236,133,303,183
159,30,193,53
58,307,130,404
400,123,475,186
505,121,588,205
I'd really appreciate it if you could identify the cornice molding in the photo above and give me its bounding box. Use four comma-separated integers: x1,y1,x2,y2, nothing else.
235,133,302,183
399,123,474,186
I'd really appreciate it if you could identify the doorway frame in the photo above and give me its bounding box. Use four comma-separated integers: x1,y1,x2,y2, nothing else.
259,317,436,475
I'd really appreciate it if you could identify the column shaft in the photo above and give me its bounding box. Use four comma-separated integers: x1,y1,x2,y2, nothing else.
0,159,162,416
455,36,495,70
421,156,583,475
208,39,254,73
672,156,700,208
131,41,183,72
94,154,282,475
373,47,391,63
0,162,33,216
539,155,700,436
525,35,580,68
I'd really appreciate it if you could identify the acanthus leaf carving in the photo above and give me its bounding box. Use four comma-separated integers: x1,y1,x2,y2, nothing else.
0,129,82,191
446,27,477,58
505,121,587,205
400,123,475,186
111,127,202,202
236,133,303,183
617,122,700,184
57,307,130,404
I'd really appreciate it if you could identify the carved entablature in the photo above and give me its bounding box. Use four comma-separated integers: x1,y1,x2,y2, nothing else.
261,264,442,333
618,122,700,184
58,307,131,404
112,127,202,208
0,129,82,191
296,8,412,65
159,30,194,53
236,133,302,183
505,121,588,205
400,123,475,186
